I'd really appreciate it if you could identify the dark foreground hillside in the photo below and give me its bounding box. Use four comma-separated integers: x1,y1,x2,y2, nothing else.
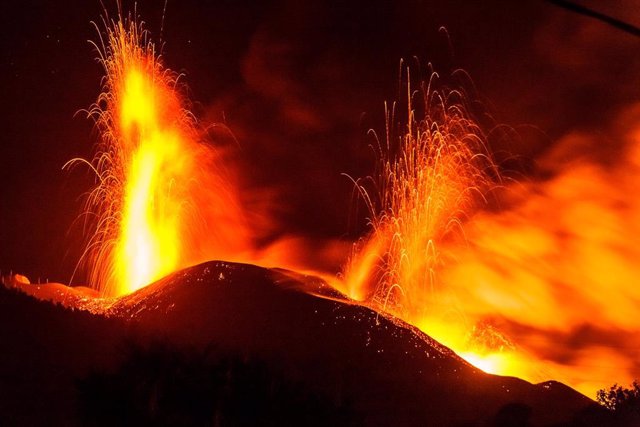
0,261,606,426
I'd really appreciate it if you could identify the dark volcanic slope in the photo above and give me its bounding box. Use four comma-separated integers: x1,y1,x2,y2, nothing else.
1,261,594,426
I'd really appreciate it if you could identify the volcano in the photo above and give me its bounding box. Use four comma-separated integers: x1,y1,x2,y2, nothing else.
0,261,597,426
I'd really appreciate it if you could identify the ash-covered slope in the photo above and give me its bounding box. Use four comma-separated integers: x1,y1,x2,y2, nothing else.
1,261,596,426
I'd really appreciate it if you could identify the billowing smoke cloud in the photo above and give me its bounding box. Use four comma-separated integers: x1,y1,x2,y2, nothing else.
440,103,640,395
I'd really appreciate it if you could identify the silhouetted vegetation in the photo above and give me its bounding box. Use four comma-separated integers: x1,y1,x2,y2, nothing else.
76,340,360,426
593,381,640,426
597,381,640,413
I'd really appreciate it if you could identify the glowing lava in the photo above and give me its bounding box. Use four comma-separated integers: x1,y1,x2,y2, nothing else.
344,68,640,396
73,17,250,296
59,12,639,398
344,70,508,377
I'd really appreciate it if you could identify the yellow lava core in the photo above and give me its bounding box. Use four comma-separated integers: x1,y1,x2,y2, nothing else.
116,67,183,293
103,24,190,295
458,353,504,375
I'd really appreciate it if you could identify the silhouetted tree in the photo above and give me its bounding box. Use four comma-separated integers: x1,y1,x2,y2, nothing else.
597,381,640,413
595,381,640,426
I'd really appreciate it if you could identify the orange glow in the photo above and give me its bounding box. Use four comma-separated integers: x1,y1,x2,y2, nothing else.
437,131,640,395
74,18,251,296
344,71,640,397
63,13,639,398
344,71,507,380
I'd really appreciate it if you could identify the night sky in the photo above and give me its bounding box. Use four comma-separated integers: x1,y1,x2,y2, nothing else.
2,0,639,284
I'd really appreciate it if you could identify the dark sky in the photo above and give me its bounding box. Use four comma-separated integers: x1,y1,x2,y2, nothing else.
2,0,640,284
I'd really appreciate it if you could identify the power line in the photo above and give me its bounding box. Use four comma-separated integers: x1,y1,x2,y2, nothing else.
545,0,640,38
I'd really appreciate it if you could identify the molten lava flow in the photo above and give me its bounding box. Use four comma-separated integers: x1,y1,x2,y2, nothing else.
345,70,640,397
76,18,250,296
